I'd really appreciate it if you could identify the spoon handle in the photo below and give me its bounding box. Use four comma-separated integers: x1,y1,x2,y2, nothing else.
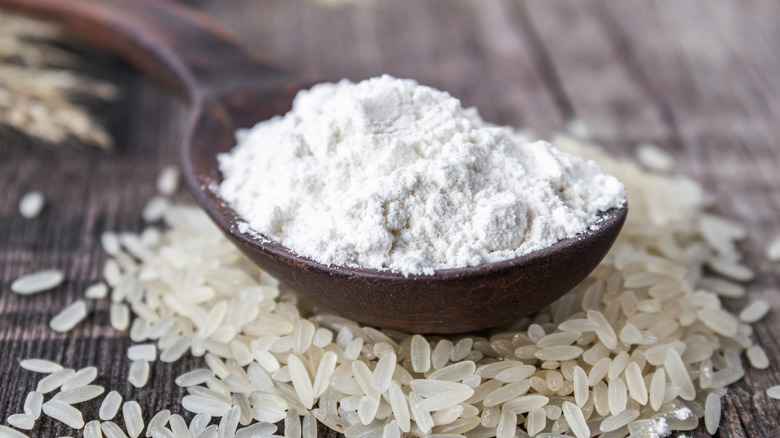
0,0,294,102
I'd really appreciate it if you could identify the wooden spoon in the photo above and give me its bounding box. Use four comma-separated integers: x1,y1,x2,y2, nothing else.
3,0,627,334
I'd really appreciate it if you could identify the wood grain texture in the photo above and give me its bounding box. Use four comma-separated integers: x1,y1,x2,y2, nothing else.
1,0,778,436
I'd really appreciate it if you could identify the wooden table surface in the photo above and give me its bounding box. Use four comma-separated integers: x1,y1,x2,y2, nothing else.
1,0,778,436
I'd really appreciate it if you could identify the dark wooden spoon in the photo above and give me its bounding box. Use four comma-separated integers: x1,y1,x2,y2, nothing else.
3,0,627,334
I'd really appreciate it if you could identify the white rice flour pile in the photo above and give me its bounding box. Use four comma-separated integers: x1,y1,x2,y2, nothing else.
218,75,625,275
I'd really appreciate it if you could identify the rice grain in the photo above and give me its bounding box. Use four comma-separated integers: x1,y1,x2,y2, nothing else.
50,300,88,332
6,414,34,430
740,299,770,323
101,421,129,438
11,269,64,295
157,166,180,195
20,359,62,374
99,391,123,421
23,392,43,420
123,401,144,438
110,303,130,331
19,191,45,219
61,366,98,391
182,396,231,417
0,426,30,438
704,393,721,434
562,401,589,438
128,360,150,388
218,406,241,438
52,385,105,404
85,282,109,299
42,399,84,429
85,420,102,438
37,368,75,394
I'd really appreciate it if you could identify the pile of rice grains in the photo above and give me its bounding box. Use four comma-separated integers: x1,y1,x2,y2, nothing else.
6,135,779,438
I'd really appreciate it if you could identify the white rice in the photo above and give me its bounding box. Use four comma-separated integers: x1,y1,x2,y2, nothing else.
0,425,31,438
587,311,617,350
707,258,754,282
625,362,648,405
52,385,104,404
85,282,109,299
562,401,589,438
147,409,171,435
288,354,314,409
84,420,102,438
61,366,98,391
767,236,780,261
49,300,88,332
189,413,211,435
767,385,780,399
176,369,214,387
36,368,75,394
565,118,591,139
23,392,43,420
99,391,122,421
104,259,121,287
159,335,190,362
8,133,777,437
607,377,627,415
123,401,144,438
19,191,45,219
156,166,180,196
6,414,34,430
370,353,396,393
42,399,84,429
217,406,240,438
182,396,232,417
636,142,675,173
664,349,696,400
704,393,721,434
101,421,129,438
169,414,188,437
599,409,639,432
534,345,583,361
747,345,770,369
411,335,431,374
110,303,130,331
127,344,157,362
20,359,62,374
740,299,770,323
142,196,170,223
128,360,150,388
11,269,64,295
235,422,277,438
101,232,121,256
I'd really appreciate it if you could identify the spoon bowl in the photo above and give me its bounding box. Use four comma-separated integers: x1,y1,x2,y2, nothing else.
184,92,627,333
6,0,628,333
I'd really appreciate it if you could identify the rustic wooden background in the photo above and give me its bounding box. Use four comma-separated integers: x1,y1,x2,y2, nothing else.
1,0,779,436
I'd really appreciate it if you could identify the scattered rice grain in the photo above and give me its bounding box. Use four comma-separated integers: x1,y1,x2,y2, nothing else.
42,399,84,429
11,269,64,295
49,300,88,332
19,191,45,219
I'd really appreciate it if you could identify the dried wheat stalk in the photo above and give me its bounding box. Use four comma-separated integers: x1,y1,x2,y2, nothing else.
0,10,118,149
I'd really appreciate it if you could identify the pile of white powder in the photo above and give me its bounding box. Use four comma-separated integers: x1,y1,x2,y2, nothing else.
218,75,625,275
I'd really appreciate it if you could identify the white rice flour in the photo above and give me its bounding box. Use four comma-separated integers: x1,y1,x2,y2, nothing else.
218,75,625,274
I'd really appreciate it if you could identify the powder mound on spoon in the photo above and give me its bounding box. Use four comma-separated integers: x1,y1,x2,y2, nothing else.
218,75,625,275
